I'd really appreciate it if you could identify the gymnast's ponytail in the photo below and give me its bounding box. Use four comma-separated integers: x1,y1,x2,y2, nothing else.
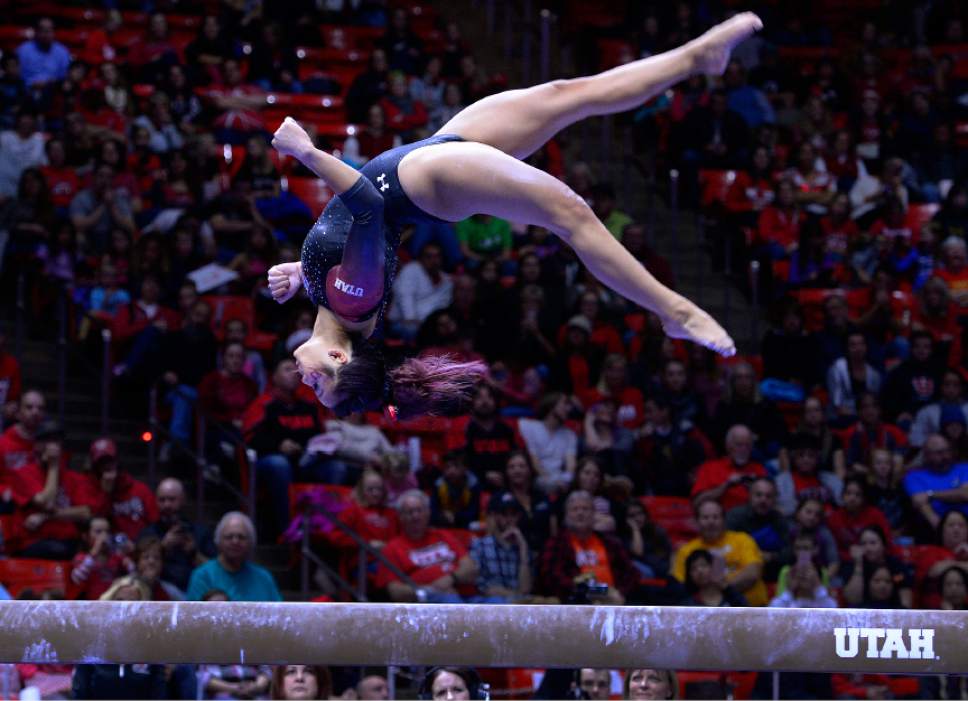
333,336,487,420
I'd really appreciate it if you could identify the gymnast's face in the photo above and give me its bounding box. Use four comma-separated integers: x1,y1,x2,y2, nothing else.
293,337,349,407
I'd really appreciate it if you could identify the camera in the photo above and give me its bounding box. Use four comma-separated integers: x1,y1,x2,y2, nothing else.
570,579,609,605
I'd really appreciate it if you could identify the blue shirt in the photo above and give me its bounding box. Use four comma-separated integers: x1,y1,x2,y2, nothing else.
186,559,282,602
16,40,71,87
903,463,968,519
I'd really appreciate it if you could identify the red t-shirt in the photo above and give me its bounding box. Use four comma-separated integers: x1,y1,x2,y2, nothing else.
15,468,91,548
936,268,968,295
826,504,894,561
39,166,80,209
376,529,468,588
329,502,400,549
913,544,955,609
0,426,34,475
68,551,132,600
76,474,159,542
691,457,767,513
757,206,802,248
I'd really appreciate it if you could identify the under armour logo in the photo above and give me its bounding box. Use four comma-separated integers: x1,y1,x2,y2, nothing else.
377,173,389,192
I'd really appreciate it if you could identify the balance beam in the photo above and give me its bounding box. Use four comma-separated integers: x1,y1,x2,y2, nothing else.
1,601,965,673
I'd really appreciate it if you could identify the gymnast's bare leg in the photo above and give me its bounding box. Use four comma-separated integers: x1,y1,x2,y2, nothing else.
403,12,763,354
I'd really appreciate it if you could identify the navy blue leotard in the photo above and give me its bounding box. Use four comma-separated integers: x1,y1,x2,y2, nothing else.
300,133,464,324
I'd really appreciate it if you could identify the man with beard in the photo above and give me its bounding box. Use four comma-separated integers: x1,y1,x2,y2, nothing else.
463,384,517,489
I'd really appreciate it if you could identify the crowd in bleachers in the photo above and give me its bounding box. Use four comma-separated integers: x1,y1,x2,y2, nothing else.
0,0,967,698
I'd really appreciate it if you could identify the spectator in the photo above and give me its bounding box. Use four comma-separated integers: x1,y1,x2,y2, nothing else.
502,450,552,553
380,8,423,75
68,516,134,600
428,82,465,133
785,143,835,215
127,12,180,85
680,88,748,170
207,59,267,145
0,332,20,426
356,671,390,701
635,394,712,496
0,389,44,474
69,163,136,252
656,359,702,427
910,369,968,449
186,511,282,601
270,665,332,701
841,393,907,473
247,23,300,94
160,300,217,448
827,476,894,562
861,565,906,609
580,353,645,429
673,499,768,606
71,579,166,700
222,319,268,392
455,214,512,270
623,499,674,580
691,425,767,513
198,342,260,431
589,183,633,241
15,18,70,90
768,561,838,608
470,492,534,603
132,93,185,154
680,548,748,607
376,490,478,603
343,104,401,166
756,179,802,259
133,535,184,601
463,384,517,488
724,59,775,129
430,449,481,530
11,421,90,560
940,566,968,610
0,112,47,200
707,362,788,456
581,399,636,477
912,510,968,610
517,392,579,496
791,496,840,574
387,243,453,341
775,432,843,516
247,358,326,539
379,72,428,139
346,49,390,124
138,477,215,593
329,471,400,569
84,438,159,542
538,490,637,604
184,16,234,86
881,330,944,423
826,331,882,419
761,300,821,390
841,525,913,608
904,434,968,530
726,477,791,581
579,669,612,700
624,669,677,700
935,237,968,306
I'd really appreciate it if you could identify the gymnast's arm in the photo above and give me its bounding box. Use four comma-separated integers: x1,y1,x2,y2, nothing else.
271,116,360,194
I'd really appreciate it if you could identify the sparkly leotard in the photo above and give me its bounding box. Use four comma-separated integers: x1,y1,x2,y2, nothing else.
300,133,464,325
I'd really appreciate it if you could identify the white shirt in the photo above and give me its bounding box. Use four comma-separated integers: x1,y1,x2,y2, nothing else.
388,261,452,325
518,418,577,477
0,130,47,198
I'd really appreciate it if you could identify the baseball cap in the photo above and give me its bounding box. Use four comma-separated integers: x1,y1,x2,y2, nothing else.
487,492,523,515
89,438,118,463
566,315,592,334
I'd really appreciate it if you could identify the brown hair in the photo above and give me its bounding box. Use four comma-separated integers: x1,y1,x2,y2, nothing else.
270,665,332,700
623,669,678,699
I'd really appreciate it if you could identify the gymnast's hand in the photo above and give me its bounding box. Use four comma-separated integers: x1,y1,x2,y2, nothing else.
268,261,303,304
271,116,314,159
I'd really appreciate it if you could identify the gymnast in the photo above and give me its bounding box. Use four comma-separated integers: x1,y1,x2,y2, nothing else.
268,12,763,419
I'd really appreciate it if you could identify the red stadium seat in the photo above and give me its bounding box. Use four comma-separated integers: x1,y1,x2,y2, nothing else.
0,559,68,597
698,169,738,208
284,177,335,217
640,496,698,545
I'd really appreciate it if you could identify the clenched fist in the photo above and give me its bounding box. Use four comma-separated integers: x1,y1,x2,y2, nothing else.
267,261,304,304
271,116,314,159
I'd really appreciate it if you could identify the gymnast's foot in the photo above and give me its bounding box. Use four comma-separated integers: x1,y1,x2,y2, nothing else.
690,12,763,76
661,302,736,357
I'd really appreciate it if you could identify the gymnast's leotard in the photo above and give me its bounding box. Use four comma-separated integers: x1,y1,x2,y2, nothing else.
300,133,464,324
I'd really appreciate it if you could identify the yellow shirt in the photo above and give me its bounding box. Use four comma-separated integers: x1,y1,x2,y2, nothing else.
673,531,768,606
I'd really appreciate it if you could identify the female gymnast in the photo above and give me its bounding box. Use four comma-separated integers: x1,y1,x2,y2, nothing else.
268,12,762,419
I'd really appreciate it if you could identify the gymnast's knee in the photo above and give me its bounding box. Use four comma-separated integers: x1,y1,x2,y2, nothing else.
548,189,597,242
